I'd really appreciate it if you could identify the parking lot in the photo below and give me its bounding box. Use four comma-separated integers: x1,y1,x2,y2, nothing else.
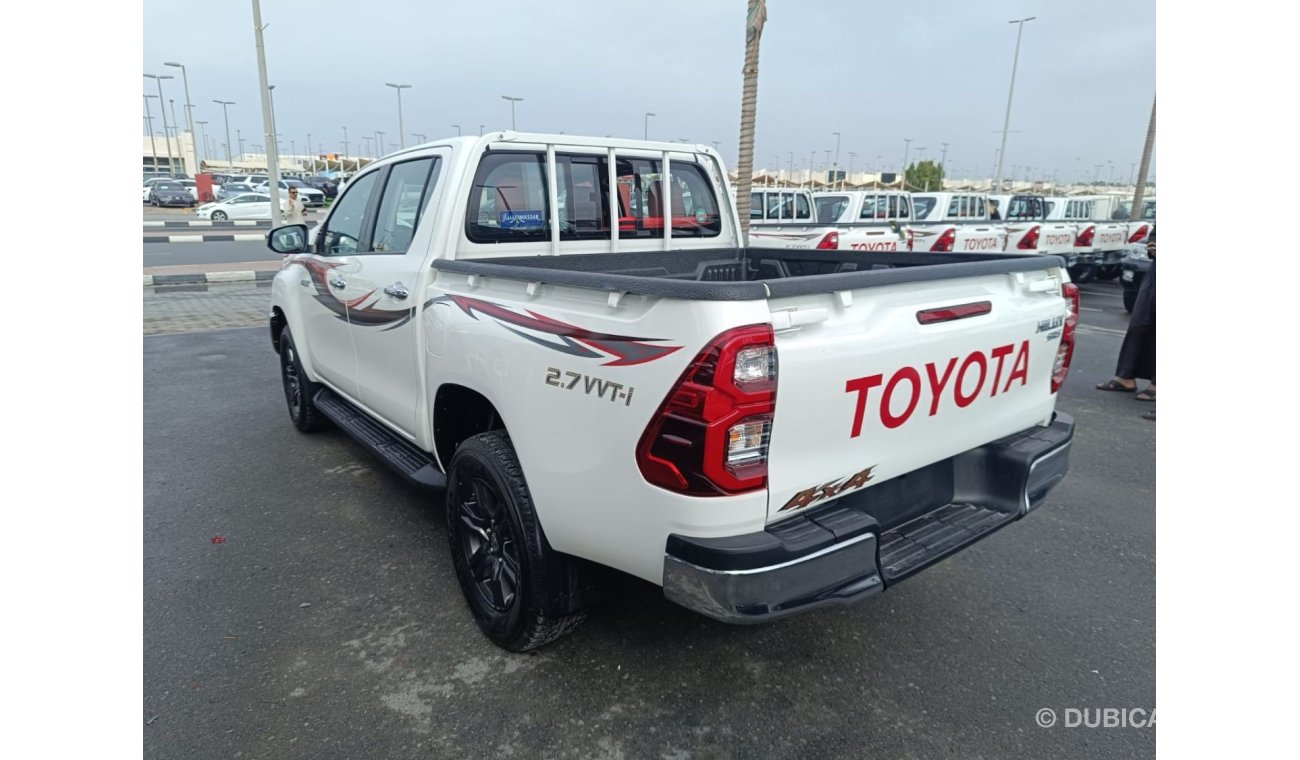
143,273,1154,759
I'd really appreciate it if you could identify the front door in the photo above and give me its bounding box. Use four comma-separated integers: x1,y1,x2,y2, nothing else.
293,169,384,399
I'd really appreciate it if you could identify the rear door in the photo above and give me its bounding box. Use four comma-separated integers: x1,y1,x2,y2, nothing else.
762,268,1068,520
342,152,446,434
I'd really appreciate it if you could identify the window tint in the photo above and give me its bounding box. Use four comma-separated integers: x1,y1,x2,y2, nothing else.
816,195,847,223
320,170,380,255
913,197,936,219
765,193,781,220
899,196,910,219
466,153,549,243
373,158,436,253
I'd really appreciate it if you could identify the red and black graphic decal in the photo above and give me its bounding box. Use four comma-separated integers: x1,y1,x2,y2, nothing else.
290,256,415,330
445,295,682,367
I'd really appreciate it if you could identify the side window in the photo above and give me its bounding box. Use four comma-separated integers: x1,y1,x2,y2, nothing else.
372,157,437,254
887,195,898,218
899,196,910,219
780,192,794,221
913,197,936,219
751,193,763,220
319,171,380,255
465,152,549,243
795,193,811,220
860,195,881,219
947,197,961,217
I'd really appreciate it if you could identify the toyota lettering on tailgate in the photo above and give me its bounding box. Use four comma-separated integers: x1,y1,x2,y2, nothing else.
845,341,1030,437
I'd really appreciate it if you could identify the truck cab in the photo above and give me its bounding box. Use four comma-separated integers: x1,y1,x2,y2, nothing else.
742,187,840,249
812,190,913,251
910,192,1007,253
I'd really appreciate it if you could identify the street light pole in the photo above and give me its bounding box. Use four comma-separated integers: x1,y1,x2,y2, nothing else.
250,0,282,218
144,73,176,174
994,16,1036,190
832,131,841,189
385,83,411,148
501,95,523,130
214,99,235,170
342,127,350,167
237,129,245,159
901,137,912,189
452,124,461,136
413,133,427,145
362,135,373,159
164,61,198,173
644,112,654,140
479,124,485,136
376,131,385,158
847,152,856,187
144,95,159,174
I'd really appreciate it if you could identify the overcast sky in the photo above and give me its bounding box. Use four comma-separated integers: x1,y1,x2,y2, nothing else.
143,0,1154,182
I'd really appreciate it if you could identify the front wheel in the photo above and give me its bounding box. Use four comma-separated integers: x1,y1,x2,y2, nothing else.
448,431,585,651
1069,263,1096,284
278,328,330,432
211,210,228,221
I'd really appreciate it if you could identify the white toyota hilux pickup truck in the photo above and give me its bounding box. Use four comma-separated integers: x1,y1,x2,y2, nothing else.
909,192,1008,253
265,133,1077,651
812,190,914,252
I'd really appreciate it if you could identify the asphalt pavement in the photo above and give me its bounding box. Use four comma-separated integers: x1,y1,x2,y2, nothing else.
143,280,1154,759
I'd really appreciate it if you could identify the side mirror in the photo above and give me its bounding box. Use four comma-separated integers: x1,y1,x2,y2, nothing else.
267,224,309,255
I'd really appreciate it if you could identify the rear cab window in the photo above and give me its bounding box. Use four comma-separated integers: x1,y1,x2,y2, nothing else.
465,151,722,244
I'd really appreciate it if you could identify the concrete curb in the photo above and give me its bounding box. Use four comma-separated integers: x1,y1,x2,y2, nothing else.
142,220,320,228
144,233,268,243
145,269,278,286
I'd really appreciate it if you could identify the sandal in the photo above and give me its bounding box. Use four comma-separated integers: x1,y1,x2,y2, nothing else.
1096,379,1137,392
1135,388,1156,402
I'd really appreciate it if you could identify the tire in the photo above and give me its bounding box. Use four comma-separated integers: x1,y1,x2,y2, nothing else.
447,431,585,651
278,328,330,433
211,210,228,221
1096,264,1121,281
1123,288,1136,313
1070,263,1097,284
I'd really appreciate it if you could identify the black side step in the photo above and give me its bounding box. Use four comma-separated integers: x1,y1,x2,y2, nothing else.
877,503,1015,583
313,389,447,490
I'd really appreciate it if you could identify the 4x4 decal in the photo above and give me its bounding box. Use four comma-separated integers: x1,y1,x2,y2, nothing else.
445,295,682,366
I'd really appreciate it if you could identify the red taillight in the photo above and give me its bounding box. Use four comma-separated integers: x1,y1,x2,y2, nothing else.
816,231,839,250
636,325,777,496
1051,283,1080,393
930,227,957,252
1018,225,1041,250
1127,224,1149,243
1074,225,1095,247
906,229,915,251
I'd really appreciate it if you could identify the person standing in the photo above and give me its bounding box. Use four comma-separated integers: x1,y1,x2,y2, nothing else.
1096,227,1156,418
281,186,306,225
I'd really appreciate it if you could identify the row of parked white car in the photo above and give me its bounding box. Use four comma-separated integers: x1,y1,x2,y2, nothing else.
745,187,1155,282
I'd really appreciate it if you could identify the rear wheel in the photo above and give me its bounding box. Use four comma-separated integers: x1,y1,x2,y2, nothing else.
447,431,585,651
1069,263,1096,284
211,210,228,221
1096,264,1121,281
278,328,330,432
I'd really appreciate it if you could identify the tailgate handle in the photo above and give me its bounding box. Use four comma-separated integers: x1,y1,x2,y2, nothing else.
916,301,992,325
770,307,830,331
1028,278,1059,292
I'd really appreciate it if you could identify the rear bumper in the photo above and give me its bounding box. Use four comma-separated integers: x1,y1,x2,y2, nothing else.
663,412,1074,624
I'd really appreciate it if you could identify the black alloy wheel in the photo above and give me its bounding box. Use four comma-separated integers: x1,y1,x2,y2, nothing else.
278,328,328,432
454,473,523,614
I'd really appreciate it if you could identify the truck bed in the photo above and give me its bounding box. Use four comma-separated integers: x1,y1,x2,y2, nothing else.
433,249,1064,301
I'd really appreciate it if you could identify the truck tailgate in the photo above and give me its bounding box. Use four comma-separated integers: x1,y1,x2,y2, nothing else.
764,268,1067,521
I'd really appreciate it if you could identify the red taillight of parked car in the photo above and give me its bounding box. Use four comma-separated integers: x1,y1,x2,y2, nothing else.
1127,224,1149,243
930,227,957,252
1075,225,1096,247
636,325,777,496
816,231,839,250
1018,225,1041,250
1051,283,1080,394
